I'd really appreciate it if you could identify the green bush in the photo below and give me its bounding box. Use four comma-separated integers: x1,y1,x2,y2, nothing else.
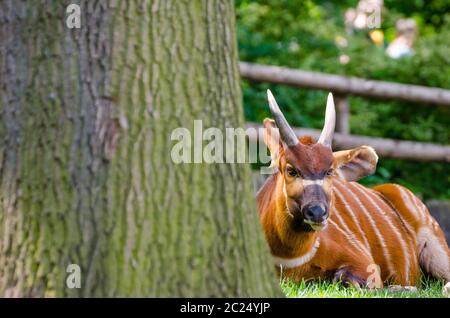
237,0,450,199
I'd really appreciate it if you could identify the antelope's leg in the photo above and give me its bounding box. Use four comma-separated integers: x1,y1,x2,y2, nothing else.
418,228,450,297
332,265,383,289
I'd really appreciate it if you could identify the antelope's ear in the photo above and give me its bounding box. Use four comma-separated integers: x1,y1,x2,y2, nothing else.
332,146,378,182
263,118,283,167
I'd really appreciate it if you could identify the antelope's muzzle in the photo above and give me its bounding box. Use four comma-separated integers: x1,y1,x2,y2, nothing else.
302,204,328,224
301,184,329,226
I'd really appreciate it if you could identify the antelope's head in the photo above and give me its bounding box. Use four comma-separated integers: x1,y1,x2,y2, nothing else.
264,90,378,232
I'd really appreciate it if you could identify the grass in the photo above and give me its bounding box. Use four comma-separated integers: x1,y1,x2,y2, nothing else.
281,277,445,298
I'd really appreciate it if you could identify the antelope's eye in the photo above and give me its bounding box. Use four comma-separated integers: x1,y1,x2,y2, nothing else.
326,168,334,177
286,166,298,177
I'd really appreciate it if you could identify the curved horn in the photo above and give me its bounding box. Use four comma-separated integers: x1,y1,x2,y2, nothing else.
317,93,336,148
266,89,299,146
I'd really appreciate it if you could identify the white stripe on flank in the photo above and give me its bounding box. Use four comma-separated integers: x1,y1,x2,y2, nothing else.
328,219,372,260
273,239,320,269
412,194,432,226
405,189,426,224
394,185,422,222
335,179,396,276
366,187,416,235
333,186,372,255
352,183,411,284
329,213,371,258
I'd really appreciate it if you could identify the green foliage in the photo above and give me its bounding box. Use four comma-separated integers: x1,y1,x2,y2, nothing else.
237,0,450,199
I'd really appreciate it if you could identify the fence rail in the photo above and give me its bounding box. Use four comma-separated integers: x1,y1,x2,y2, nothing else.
240,62,450,162
240,62,450,106
246,123,450,162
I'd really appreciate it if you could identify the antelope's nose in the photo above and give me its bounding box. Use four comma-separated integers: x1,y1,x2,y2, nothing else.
303,204,328,224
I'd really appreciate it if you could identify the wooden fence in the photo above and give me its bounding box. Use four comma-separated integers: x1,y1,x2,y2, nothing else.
240,62,450,162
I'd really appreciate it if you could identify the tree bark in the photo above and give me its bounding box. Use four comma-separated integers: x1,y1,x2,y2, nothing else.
0,0,280,297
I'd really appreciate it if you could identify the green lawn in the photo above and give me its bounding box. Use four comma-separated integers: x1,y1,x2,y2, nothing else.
281,278,445,298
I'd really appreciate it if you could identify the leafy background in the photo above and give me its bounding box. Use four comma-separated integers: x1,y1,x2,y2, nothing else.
236,0,450,199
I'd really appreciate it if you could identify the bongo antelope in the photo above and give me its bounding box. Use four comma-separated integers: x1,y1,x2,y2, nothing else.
257,90,450,295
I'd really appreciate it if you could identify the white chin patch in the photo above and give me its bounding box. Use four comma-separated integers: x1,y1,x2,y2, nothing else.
305,219,328,231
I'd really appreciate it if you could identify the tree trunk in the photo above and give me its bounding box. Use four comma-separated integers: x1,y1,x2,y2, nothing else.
0,0,280,297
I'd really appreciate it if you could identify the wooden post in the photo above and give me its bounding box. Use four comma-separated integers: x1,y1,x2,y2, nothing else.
335,95,350,135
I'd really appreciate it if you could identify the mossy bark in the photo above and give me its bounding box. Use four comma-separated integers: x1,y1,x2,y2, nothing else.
0,0,280,297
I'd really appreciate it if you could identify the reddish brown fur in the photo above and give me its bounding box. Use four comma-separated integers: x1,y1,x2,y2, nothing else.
284,143,333,177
